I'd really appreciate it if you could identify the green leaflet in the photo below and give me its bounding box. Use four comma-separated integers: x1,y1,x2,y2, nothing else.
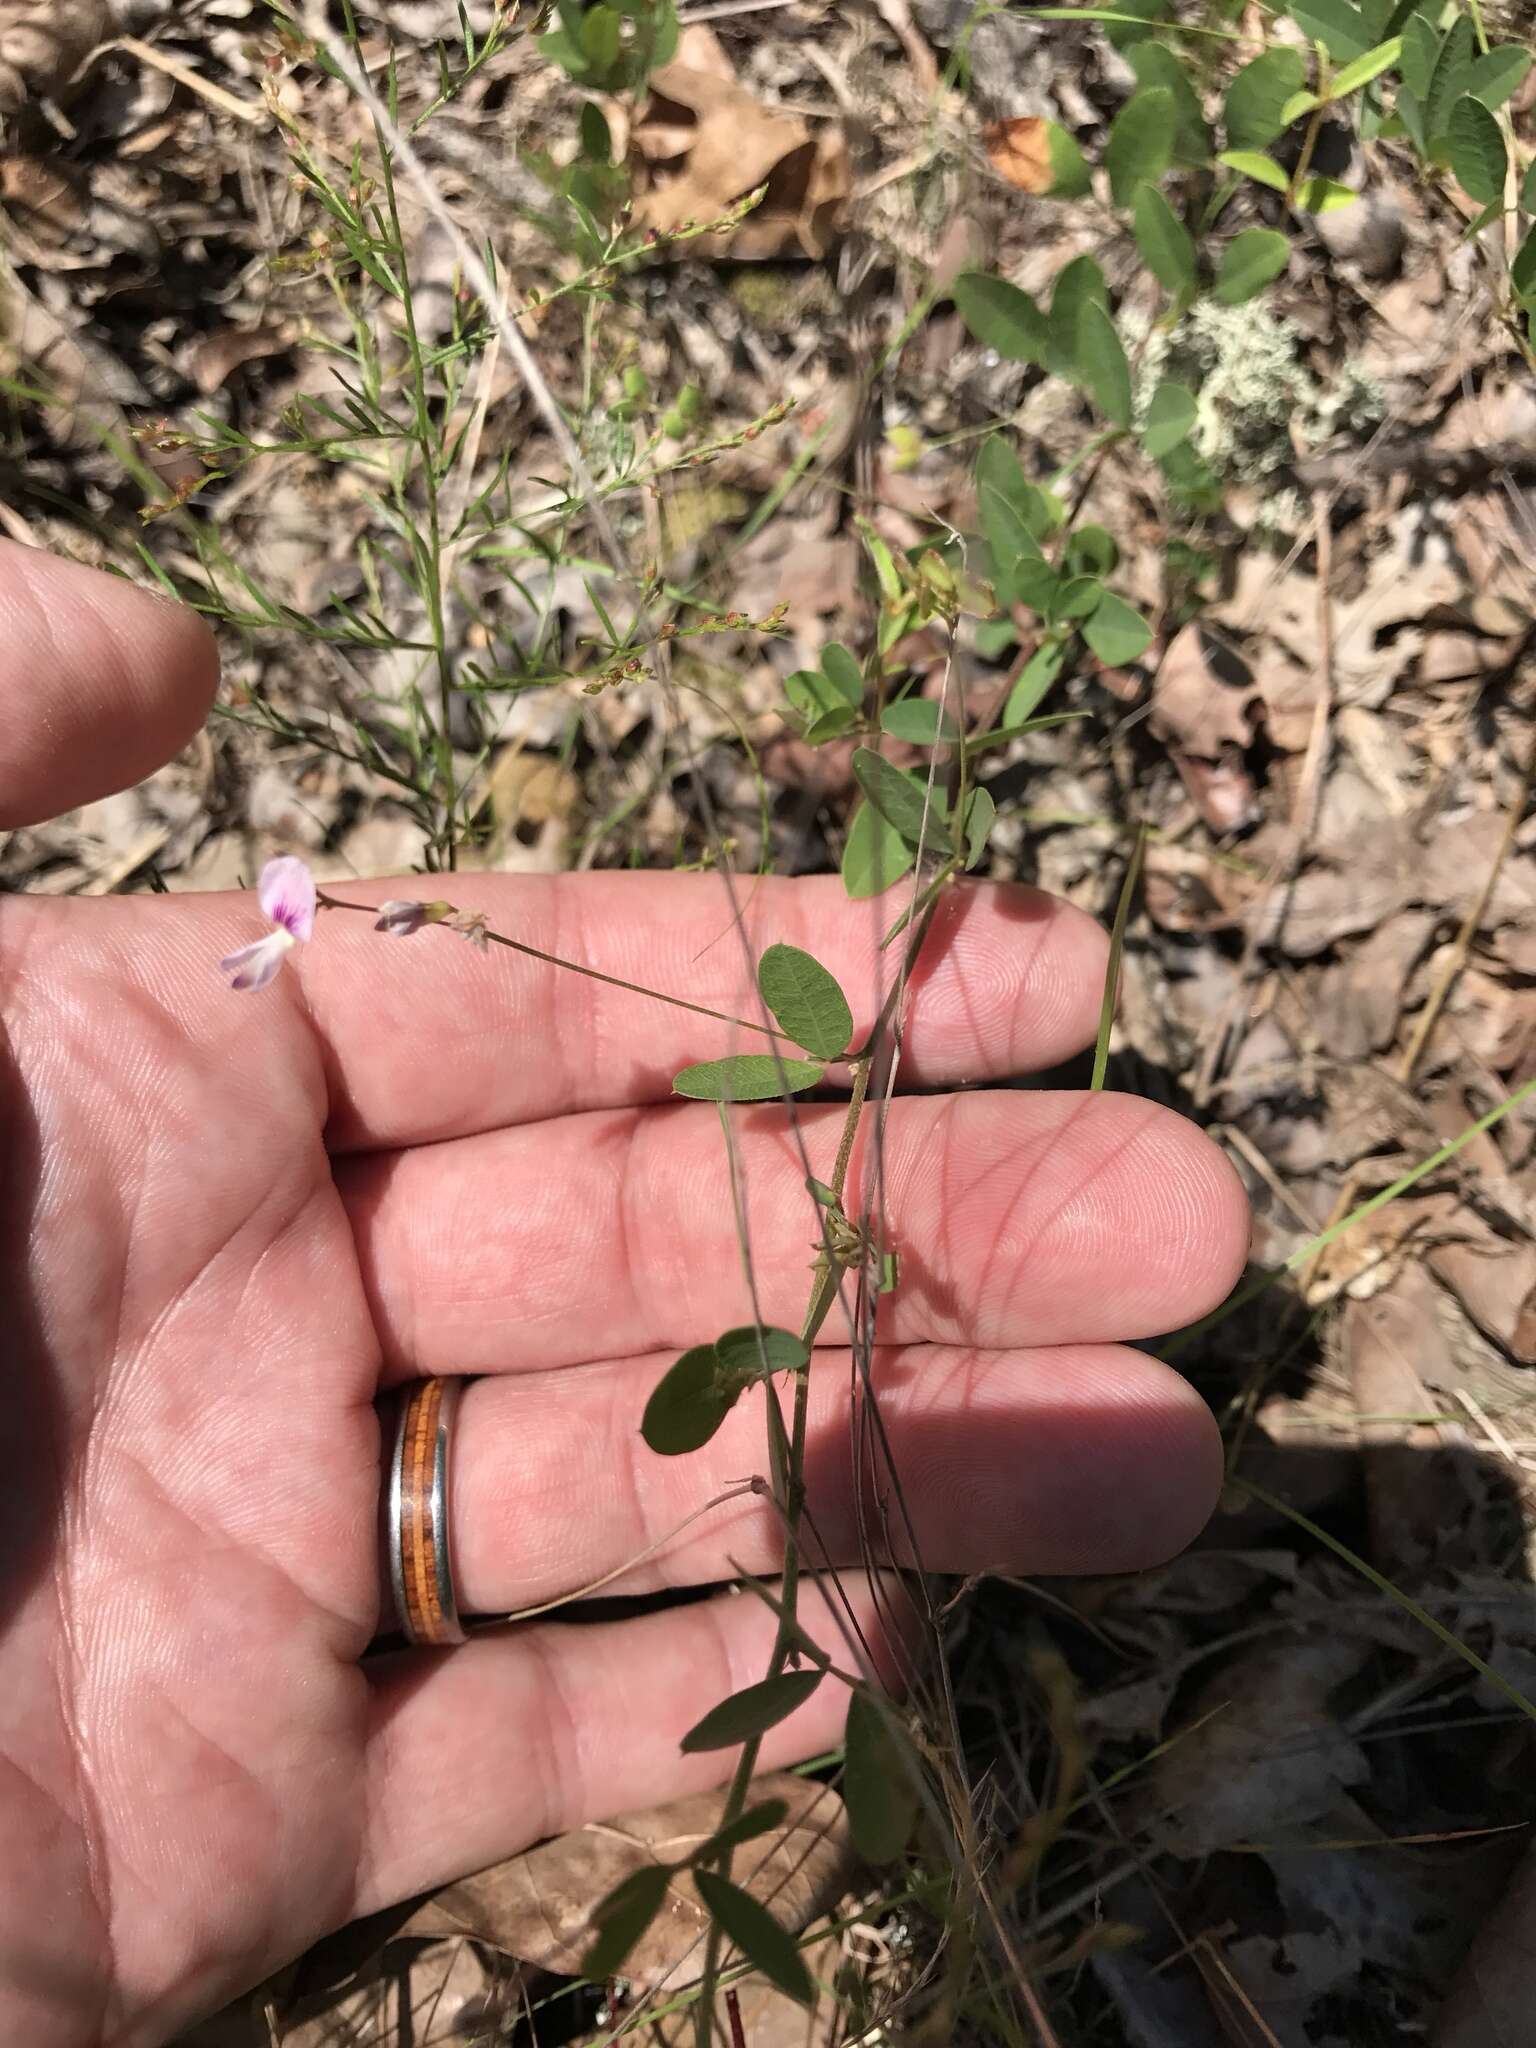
1142,380,1198,458
1212,226,1290,303
1132,184,1197,295
952,271,1047,362
851,747,947,847
757,943,853,1059
1104,86,1176,206
672,1054,824,1103
1448,94,1506,205
842,797,917,900
1083,591,1153,666
1225,46,1307,149
680,1670,824,1752
694,1869,814,2005
844,1689,919,1865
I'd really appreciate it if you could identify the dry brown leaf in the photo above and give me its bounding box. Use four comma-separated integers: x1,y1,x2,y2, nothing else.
1257,854,1410,958
1428,1235,1536,1366
1141,843,1254,934
403,1773,854,1992
631,63,848,259
1144,1638,1371,1856
1431,1837,1536,2048
1172,751,1262,834
1150,626,1257,755
1309,910,1432,1060
183,321,295,396
1217,538,1466,743
1342,1265,1482,1572
0,154,85,240
983,115,1052,192
0,0,108,114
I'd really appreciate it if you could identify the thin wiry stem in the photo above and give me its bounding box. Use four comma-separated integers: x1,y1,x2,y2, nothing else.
315,891,790,1041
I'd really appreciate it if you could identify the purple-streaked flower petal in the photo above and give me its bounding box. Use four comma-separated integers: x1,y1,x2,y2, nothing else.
258,855,316,941
219,929,296,993
374,899,428,936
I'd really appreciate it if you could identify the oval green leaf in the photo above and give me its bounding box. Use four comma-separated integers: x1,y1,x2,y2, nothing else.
844,1688,919,1866
582,1863,672,1980
1052,574,1105,622
1217,148,1290,191
1462,44,1532,111
1449,95,1507,205
819,641,863,707
851,747,946,846
1212,226,1289,304
1327,35,1403,100
757,942,853,1060
1076,300,1133,428
694,1799,790,1863
1104,85,1175,207
964,786,996,870
1224,46,1306,149
785,666,856,728
680,1670,824,1753
1045,119,1092,198
714,1323,811,1376
880,697,961,745
1083,591,1153,667
802,705,860,744
1142,379,1197,458
641,1344,741,1456
842,796,916,900
976,435,1058,543
693,1868,814,2005
672,1054,824,1103
1424,14,1475,147
1003,639,1066,725
1401,12,1440,99
1046,254,1109,380
952,271,1047,363
1066,525,1119,578
1132,184,1197,295
1287,0,1373,63
1128,41,1211,165
1293,175,1359,212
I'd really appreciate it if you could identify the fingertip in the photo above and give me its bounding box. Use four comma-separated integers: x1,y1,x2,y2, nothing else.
908,879,1112,1078
0,542,219,828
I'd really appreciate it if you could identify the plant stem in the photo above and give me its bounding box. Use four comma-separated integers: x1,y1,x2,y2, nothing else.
690,1053,872,2045
314,890,796,1042
375,129,458,867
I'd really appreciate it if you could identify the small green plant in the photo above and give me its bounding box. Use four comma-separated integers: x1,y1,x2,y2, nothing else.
87,0,1536,2035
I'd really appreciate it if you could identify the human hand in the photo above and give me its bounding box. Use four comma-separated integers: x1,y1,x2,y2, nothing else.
0,542,1247,2043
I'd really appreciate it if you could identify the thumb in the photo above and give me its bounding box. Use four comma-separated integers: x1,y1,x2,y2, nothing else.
0,540,219,830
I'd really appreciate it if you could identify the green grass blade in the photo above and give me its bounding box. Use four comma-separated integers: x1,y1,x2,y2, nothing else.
1166,1071,1536,1354
1235,1480,1536,1728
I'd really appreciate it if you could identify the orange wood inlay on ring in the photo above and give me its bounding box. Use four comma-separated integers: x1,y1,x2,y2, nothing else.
399,1377,445,1639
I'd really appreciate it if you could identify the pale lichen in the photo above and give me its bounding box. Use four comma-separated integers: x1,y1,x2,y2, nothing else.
1133,297,1384,504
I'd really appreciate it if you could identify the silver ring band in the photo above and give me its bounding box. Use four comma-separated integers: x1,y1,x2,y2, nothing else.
387,1377,467,1645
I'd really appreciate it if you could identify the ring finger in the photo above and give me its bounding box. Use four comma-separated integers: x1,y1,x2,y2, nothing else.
435,1338,1222,1620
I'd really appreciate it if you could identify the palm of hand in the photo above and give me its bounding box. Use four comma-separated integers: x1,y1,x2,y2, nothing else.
0,551,1247,2045
7,902,381,2038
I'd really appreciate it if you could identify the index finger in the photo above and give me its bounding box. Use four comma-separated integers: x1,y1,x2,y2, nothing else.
290,869,1108,1147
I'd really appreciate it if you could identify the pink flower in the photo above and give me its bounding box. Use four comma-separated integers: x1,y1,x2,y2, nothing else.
219,856,317,993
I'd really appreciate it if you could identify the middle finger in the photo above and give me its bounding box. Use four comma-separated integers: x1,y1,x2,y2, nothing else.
340,1089,1247,1376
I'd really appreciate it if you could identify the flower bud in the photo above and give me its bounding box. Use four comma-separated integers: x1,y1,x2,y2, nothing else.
374,899,428,936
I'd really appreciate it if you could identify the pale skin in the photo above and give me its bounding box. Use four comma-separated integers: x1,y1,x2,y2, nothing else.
0,541,1250,2044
